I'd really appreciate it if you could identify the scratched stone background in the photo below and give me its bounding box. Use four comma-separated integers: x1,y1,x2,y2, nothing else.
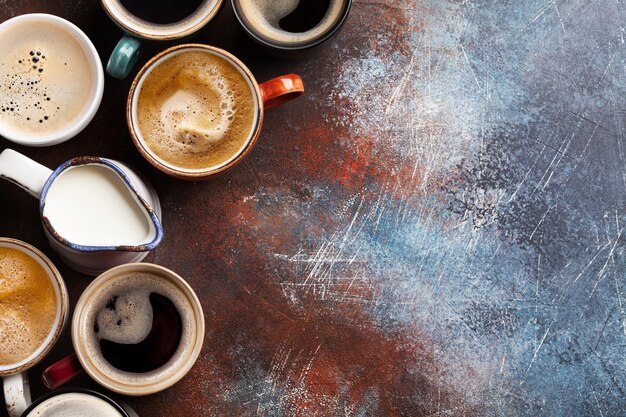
1,0,625,416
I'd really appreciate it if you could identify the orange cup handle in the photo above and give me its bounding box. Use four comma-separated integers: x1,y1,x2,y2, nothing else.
259,74,304,110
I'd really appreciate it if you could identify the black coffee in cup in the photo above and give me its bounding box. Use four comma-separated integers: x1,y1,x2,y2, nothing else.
233,0,350,48
95,293,182,373
86,272,194,377
278,0,332,32
119,0,205,24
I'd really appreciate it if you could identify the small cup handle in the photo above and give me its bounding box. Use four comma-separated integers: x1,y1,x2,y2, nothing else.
42,353,84,390
259,74,304,110
106,35,142,80
3,372,31,417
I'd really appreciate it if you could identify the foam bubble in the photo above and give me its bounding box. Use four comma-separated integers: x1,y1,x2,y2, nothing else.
0,20,94,138
0,247,57,366
95,289,153,345
158,66,235,153
0,308,34,364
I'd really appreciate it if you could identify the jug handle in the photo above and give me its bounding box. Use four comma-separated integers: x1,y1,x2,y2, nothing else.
0,149,53,198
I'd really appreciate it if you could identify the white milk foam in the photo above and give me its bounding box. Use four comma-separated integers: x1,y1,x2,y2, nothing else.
84,272,194,384
43,164,152,247
158,67,235,153
237,0,345,45
0,20,94,138
26,392,123,417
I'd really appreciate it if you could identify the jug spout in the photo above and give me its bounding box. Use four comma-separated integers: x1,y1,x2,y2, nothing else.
0,149,53,198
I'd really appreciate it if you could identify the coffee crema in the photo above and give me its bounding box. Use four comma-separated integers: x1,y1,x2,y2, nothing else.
0,20,94,138
84,271,194,382
234,0,346,46
135,50,255,171
25,392,124,417
0,247,57,366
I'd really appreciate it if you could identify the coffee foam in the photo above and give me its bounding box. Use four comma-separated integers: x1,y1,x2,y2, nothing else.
26,392,123,417
0,20,94,138
0,247,57,366
236,0,346,46
135,50,256,171
83,272,195,383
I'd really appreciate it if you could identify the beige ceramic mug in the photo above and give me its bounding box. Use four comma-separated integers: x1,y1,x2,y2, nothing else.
0,238,69,417
43,263,204,396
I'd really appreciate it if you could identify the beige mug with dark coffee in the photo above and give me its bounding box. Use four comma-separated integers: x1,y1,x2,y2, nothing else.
43,263,204,396
0,238,69,417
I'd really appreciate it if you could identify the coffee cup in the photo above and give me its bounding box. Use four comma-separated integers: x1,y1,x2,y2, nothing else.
0,13,104,146
101,0,224,79
0,238,69,417
21,388,138,417
42,263,205,396
127,43,304,180
0,149,163,275
231,0,352,56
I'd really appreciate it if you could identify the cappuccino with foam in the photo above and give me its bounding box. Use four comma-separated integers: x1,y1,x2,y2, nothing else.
134,49,256,171
0,247,57,366
233,0,349,47
0,19,96,140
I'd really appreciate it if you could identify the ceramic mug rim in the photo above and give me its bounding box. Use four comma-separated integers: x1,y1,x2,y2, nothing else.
126,43,264,179
20,388,130,417
0,13,104,147
230,0,353,51
100,0,225,41
71,263,205,396
0,238,68,376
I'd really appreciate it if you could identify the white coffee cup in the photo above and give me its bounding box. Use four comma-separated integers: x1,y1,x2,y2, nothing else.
0,238,69,417
0,14,104,146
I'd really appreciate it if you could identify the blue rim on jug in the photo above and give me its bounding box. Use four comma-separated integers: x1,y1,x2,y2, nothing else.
38,157,163,253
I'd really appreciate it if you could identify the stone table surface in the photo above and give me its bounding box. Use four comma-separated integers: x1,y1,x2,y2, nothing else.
1,0,626,416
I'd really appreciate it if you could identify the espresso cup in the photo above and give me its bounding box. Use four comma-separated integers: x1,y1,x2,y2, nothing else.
21,388,138,417
0,238,69,417
231,0,352,55
43,263,205,396
0,149,164,275
127,44,304,180
0,13,104,146
101,0,224,79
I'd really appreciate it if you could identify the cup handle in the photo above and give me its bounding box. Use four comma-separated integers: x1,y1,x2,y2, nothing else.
106,35,142,80
3,372,32,417
0,148,53,198
259,74,304,110
42,353,84,390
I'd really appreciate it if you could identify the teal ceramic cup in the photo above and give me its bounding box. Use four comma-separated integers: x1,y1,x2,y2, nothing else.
100,0,224,79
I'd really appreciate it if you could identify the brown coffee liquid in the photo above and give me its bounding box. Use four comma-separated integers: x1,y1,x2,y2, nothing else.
95,293,182,373
279,0,333,32
120,0,205,24
0,247,56,365
136,51,256,171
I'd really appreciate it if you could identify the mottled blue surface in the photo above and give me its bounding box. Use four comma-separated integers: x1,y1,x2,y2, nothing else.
282,0,626,414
